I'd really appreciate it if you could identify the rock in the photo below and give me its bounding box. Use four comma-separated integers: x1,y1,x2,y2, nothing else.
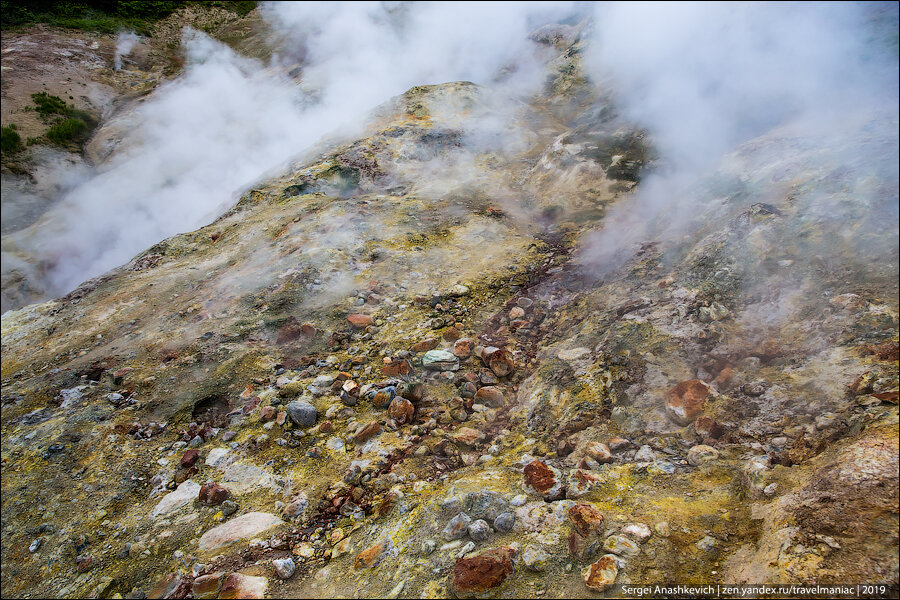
493,512,515,533
450,427,484,446
422,349,460,371
421,539,437,555
522,545,550,571
603,534,640,557
192,572,225,599
354,537,393,569
622,523,652,542
608,437,632,451
347,314,374,328
147,573,182,599
382,358,414,376
180,449,200,468
444,512,473,540
75,554,93,572
467,519,491,542
443,326,461,341
449,546,516,599
584,442,612,463
582,554,619,591
633,445,657,462
654,521,671,537
664,379,710,424
286,401,317,427
258,406,276,422
694,416,724,439
479,347,514,377
273,557,295,579
198,482,230,506
566,469,602,498
687,444,719,466
221,500,239,516
454,338,475,359
198,512,283,551
568,503,604,539
283,494,308,519
523,460,565,500
353,421,382,443
218,573,267,599
29,539,41,553
465,491,509,521
474,386,504,408
205,447,230,468
388,397,414,424
411,338,440,352
696,535,718,551
151,480,201,518
398,382,424,402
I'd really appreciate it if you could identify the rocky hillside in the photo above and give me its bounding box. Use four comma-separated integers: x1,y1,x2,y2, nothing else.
1,6,898,600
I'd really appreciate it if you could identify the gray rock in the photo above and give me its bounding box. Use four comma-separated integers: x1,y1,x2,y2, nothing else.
442,512,472,540
221,500,239,516
421,539,436,555
633,445,657,462
287,401,317,427
493,512,515,533
467,519,491,542
29,539,41,553
465,491,508,521
273,557,295,579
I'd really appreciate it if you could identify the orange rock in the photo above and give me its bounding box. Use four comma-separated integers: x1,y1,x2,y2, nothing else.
664,379,710,424
584,441,612,463
347,314,374,328
354,539,391,569
523,460,563,499
454,338,475,359
258,406,276,422
450,427,484,446
568,503,605,537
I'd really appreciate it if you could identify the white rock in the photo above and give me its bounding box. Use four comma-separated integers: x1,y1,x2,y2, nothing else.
150,480,200,518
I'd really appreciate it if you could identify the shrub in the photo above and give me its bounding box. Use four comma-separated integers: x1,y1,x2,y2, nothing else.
31,92,69,118
1,124,23,154
46,118,89,146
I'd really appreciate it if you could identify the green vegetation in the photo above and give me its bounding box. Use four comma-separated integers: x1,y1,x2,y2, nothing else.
27,92,98,147
1,124,24,155
0,1,258,34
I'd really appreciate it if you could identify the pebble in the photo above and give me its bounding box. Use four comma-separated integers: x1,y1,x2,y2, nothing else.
286,401,318,427
603,535,640,557
633,445,657,462
697,535,718,551
421,539,436,555
443,512,473,540
493,512,515,533
467,519,491,542
29,539,41,553
273,557,296,579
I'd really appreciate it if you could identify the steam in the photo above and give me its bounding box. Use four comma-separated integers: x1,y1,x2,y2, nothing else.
579,1,899,276
113,31,140,70
1,1,577,313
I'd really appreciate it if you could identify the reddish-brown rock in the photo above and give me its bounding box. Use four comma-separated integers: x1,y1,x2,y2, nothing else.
454,338,475,359
353,421,382,444
664,379,710,424
180,449,200,469
198,482,230,506
388,397,415,424
258,406,276,422
382,359,413,377
523,460,564,499
474,386,505,408
411,338,440,352
450,546,516,598
443,326,461,341
695,416,724,439
354,538,392,569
